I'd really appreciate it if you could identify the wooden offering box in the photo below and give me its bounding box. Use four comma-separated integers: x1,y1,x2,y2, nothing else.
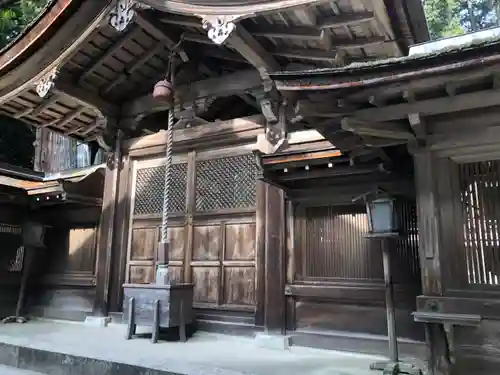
123,283,194,343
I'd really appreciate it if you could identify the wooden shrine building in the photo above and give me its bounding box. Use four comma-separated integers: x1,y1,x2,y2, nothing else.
5,1,500,375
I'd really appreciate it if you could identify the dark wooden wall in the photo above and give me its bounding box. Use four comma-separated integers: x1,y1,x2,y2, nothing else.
0,205,25,318
285,191,424,355
27,207,101,321
416,119,500,375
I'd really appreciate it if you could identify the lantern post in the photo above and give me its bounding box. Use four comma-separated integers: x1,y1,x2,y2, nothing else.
356,190,422,375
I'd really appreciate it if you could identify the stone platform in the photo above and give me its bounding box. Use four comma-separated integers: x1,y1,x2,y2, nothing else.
0,320,391,375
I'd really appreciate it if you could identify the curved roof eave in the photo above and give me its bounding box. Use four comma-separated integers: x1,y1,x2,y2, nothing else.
0,0,74,75
0,0,112,107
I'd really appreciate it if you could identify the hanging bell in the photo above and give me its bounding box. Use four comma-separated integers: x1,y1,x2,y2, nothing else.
152,79,173,101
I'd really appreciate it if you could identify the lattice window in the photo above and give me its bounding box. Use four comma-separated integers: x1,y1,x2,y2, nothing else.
196,154,257,212
134,163,187,215
459,160,500,286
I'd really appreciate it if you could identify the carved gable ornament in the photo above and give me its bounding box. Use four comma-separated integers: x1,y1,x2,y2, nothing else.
35,67,58,98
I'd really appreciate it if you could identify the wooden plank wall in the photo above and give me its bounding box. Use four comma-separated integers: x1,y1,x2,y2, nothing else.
416,119,500,375
27,207,102,321
287,198,424,355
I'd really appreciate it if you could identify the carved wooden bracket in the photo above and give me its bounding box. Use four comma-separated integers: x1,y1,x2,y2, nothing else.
108,0,151,32
109,0,136,32
200,14,245,44
35,67,59,98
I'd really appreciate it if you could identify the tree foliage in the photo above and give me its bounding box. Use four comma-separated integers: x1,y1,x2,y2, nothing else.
424,0,500,39
0,0,49,49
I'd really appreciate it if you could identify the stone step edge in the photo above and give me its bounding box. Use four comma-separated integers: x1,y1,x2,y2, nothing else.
0,342,248,375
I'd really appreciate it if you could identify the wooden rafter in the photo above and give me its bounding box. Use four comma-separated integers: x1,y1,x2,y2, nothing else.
134,11,189,62
54,81,118,116
103,42,166,94
350,88,500,122
42,106,86,128
78,26,142,85
318,11,375,29
226,25,280,72
341,118,415,141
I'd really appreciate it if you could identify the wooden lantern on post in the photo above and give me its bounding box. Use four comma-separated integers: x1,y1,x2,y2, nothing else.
360,192,422,375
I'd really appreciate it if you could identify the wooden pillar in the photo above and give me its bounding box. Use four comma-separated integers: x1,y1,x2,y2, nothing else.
94,133,122,317
263,183,286,333
108,155,131,313
414,150,449,375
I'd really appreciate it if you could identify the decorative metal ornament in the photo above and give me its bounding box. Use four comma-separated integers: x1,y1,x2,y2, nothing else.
202,15,240,45
109,0,135,32
35,68,58,98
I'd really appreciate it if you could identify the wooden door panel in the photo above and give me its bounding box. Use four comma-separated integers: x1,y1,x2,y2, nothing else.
223,267,256,306
129,265,154,284
166,226,186,262
193,225,220,261
225,223,255,261
192,266,220,304
130,227,156,261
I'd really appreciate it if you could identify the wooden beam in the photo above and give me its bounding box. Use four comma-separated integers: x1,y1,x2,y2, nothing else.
134,11,189,62
279,165,384,181
331,36,386,49
227,26,281,72
351,88,500,123
272,47,339,62
103,43,165,94
296,99,354,117
246,24,324,41
341,118,415,141
123,69,261,117
43,106,86,129
318,11,375,29
346,68,500,103
160,14,201,28
78,26,141,85
30,94,61,117
54,81,118,116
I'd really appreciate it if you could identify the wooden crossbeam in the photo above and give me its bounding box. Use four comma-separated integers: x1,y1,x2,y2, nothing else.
54,82,118,116
318,11,375,29
352,88,500,122
226,26,281,72
30,94,61,117
134,11,189,62
123,69,261,117
160,14,201,28
341,118,415,141
185,32,332,61
78,26,141,85
331,36,386,49
246,24,324,41
42,106,86,129
103,43,165,94
272,48,339,62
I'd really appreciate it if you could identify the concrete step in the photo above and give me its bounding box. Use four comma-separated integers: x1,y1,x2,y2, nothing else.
0,342,247,375
0,364,46,375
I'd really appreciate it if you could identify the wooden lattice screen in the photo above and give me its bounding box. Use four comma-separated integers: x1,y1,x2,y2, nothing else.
134,162,188,216
459,160,500,286
300,200,420,284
